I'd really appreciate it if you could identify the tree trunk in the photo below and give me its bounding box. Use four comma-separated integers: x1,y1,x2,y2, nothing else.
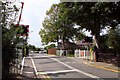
94,33,100,49
93,25,100,49
93,26,100,62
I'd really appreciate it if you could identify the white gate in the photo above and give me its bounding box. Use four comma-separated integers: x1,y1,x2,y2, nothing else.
74,49,94,60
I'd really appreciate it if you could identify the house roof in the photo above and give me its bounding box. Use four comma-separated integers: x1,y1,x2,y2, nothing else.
61,41,80,50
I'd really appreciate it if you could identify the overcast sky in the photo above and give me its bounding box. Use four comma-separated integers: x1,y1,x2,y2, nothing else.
19,0,60,47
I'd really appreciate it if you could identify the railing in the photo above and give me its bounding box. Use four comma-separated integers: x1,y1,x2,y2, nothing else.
56,49,95,61
74,49,94,61
56,50,66,56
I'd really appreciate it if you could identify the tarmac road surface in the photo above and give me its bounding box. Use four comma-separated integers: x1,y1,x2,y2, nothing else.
20,53,119,80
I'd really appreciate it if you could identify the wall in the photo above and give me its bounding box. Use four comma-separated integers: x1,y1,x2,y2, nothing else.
48,48,56,55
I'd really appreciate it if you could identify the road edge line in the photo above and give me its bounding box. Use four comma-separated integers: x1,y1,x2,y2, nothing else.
20,57,25,74
69,57,120,73
31,56,51,79
50,57,100,78
83,62,120,73
30,56,38,76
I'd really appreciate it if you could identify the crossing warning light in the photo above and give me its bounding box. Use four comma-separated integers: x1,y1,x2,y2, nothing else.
14,24,29,36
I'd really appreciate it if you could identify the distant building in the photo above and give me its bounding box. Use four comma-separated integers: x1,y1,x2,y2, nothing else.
58,40,80,50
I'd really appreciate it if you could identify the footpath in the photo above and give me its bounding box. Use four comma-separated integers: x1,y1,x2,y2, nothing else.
11,57,41,80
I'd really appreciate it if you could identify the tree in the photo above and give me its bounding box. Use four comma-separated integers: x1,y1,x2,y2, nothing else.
74,27,86,41
28,44,36,51
44,44,56,53
1,0,20,79
107,25,120,54
39,4,85,46
39,4,59,45
58,2,120,49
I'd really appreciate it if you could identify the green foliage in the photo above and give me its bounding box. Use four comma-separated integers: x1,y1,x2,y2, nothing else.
27,44,41,51
39,3,85,45
2,40,17,78
36,47,41,51
99,35,108,49
107,26,120,54
14,24,29,36
28,44,36,51
16,26,25,34
74,27,86,41
39,4,60,44
2,26,18,78
44,44,56,50
1,0,20,79
58,2,120,48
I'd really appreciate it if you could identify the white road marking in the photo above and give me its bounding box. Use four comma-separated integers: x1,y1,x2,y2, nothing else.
29,56,49,58
65,62,78,64
50,57,100,78
20,57,25,74
24,71,34,74
30,55,57,59
38,69,76,74
30,56,38,75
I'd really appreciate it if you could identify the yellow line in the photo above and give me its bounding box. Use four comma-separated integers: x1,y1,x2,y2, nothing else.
69,57,120,73
45,75,51,80
41,74,51,80
84,62,120,73
37,71,51,80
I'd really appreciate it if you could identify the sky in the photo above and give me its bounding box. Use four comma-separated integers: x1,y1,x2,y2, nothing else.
19,0,60,47
18,0,93,48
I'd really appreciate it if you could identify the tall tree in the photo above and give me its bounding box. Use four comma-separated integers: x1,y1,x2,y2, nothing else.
39,4,59,45
59,2,120,48
107,25,120,54
1,0,20,79
39,4,85,46
28,44,36,51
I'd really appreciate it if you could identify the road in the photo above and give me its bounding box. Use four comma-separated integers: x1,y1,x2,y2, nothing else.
20,53,119,80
